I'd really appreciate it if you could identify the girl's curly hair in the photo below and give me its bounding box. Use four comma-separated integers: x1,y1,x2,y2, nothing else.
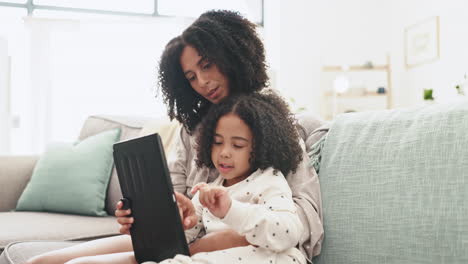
196,90,303,177
158,10,268,134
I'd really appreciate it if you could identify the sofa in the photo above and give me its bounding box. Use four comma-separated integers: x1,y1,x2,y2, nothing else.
1,100,467,264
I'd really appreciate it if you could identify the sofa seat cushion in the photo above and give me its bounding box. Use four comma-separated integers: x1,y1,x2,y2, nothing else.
0,241,79,264
0,212,119,250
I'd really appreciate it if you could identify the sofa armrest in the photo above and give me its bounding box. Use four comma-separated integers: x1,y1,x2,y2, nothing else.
0,156,38,212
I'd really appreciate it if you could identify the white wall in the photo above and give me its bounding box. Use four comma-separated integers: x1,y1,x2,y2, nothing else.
317,0,392,66
263,0,322,115
389,0,468,108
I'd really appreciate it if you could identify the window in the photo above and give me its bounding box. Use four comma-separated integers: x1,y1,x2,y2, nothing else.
0,0,264,24
0,0,26,3
34,0,154,14
158,0,263,24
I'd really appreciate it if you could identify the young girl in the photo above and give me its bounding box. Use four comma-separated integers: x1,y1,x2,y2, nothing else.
145,90,306,264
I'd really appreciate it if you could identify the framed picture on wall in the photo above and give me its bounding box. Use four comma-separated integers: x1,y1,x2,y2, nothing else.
404,16,440,68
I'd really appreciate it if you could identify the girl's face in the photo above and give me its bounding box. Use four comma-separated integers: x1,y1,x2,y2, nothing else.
211,113,253,186
180,45,230,104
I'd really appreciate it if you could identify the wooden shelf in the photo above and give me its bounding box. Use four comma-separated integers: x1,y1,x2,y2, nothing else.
322,65,388,72
324,91,387,98
321,55,393,119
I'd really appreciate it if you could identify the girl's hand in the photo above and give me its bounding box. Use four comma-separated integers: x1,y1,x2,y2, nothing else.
191,183,231,219
115,200,133,235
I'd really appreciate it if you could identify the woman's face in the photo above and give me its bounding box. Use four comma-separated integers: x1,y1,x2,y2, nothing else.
180,45,230,104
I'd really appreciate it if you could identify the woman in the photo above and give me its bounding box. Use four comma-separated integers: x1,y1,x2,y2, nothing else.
27,10,323,264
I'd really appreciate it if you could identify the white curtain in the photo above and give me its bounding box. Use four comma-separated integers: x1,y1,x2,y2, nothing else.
0,37,11,154
0,7,28,155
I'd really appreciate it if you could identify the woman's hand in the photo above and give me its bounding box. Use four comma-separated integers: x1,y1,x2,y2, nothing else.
115,192,198,234
189,229,251,255
191,183,231,219
115,200,133,235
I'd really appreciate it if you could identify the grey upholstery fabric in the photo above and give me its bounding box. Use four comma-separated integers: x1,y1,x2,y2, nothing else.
0,241,79,264
78,115,147,215
0,212,118,250
0,156,38,212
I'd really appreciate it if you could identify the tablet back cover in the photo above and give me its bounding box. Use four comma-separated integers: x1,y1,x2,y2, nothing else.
113,133,189,263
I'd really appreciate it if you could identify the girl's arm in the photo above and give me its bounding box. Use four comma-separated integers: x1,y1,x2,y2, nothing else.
221,174,303,252
188,183,252,255
188,229,249,255
185,190,251,255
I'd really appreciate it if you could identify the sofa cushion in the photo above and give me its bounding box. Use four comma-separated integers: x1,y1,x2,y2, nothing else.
138,117,181,161
16,128,121,216
0,212,118,251
314,101,468,263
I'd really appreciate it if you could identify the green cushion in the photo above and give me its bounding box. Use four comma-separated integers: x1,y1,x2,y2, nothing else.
16,128,121,216
314,102,468,264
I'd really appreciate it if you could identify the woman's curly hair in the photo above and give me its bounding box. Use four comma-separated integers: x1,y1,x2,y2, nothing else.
196,90,303,177
158,10,268,134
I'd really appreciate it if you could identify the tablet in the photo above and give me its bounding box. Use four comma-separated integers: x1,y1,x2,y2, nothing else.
113,133,190,263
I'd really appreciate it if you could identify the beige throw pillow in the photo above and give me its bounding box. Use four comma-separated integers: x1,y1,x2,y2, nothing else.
139,117,181,159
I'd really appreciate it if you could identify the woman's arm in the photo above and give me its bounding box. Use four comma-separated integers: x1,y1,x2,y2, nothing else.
287,143,324,258
115,191,198,235
169,127,191,194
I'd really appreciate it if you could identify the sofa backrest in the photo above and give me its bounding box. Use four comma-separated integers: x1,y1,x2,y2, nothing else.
314,101,468,263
